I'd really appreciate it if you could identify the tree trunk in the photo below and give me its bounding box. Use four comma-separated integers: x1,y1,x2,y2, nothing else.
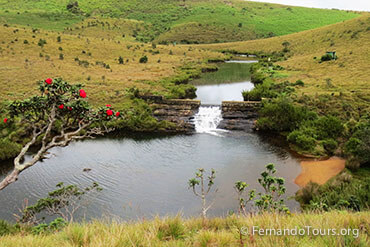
0,169,20,190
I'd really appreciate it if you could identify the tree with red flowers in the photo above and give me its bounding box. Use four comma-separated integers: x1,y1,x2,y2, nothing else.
0,78,120,190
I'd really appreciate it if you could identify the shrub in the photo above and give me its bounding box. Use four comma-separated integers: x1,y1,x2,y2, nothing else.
314,116,344,139
344,120,370,165
59,53,64,60
320,53,337,62
0,220,15,236
251,71,266,84
157,217,185,241
297,168,370,211
345,157,361,171
287,130,316,151
257,97,314,132
139,55,148,63
0,138,22,160
118,56,124,64
37,39,46,47
294,80,304,86
322,139,338,154
242,80,276,101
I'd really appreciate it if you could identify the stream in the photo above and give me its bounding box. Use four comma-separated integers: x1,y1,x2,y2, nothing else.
0,60,301,222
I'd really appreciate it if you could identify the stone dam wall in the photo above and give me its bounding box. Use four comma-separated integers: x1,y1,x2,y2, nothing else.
219,101,261,131
150,99,201,132
145,95,261,132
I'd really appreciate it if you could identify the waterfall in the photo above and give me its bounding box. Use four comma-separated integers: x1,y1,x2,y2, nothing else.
193,106,226,136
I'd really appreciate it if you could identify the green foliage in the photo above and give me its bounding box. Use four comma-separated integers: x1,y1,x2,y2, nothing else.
314,115,344,139
287,129,316,152
320,53,336,62
257,97,315,132
0,220,16,236
188,168,216,219
0,0,358,42
0,138,22,160
234,181,255,215
139,55,148,63
118,56,124,64
19,182,102,224
344,119,370,167
32,218,67,235
157,217,185,241
111,99,162,132
255,163,289,214
322,139,338,154
37,38,47,47
297,168,370,211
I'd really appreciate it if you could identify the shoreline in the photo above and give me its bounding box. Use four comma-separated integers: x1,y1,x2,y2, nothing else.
294,156,346,187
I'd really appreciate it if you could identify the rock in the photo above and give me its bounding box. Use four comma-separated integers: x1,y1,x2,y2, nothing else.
220,101,261,131
150,99,201,133
83,168,92,172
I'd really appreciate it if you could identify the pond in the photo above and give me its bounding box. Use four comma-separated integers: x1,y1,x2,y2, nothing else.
0,60,302,222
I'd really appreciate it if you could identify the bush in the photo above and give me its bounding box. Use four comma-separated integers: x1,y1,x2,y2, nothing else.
320,54,332,61
0,138,22,160
314,116,344,139
157,217,185,240
322,139,338,154
297,168,370,211
37,39,47,47
294,80,304,86
139,55,148,63
257,97,315,132
242,81,276,101
118,56,124,64
345,157,361,171
344,120,370,165
0,220,15,236
287,130,316,151
251,71,266,84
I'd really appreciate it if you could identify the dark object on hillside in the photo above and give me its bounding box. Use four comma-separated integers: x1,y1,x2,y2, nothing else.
83,168,92,172
321,51,337,62
139,55,148,63
67,1,83,14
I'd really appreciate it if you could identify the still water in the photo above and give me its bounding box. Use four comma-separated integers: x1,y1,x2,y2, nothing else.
0,61,301,222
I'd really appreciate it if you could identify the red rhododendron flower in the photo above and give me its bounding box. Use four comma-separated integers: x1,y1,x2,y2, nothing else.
58,104,64,109
68,107,72,111
106,109,113,116
45,78,53,84
115,112,120,117
106,104,112,107
3,118,8,123
79,89,87,98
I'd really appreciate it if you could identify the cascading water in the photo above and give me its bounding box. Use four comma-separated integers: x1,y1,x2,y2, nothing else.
193,106,226,136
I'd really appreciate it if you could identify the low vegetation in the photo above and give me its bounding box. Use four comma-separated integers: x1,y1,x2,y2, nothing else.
0,211,368,246
0,0,359,43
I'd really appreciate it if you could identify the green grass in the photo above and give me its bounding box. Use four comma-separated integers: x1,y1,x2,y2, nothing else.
0,11,83,31
0,0,360,43
0,211,369,246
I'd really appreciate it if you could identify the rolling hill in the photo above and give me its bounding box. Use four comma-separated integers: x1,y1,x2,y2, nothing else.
198,14,370,119
0,0,360,43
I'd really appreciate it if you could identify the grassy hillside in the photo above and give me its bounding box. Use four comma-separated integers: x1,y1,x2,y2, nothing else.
0,0,360,43
197,14,370,119
0,211,369,246
0,24,224,108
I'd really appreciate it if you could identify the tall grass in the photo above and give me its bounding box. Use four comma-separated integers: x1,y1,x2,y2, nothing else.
0,211,369,246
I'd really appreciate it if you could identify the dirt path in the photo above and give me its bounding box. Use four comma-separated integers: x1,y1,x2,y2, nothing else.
295,157,345,187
